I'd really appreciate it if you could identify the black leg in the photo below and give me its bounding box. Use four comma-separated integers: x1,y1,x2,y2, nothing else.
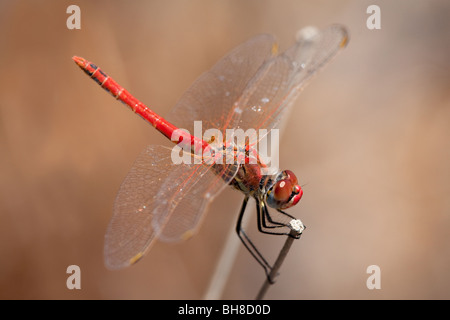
256,201,294,236
254,201,288,284
261,203,287,229
276,208,297,220
236,196,304,279
236,196,272,276
277,208,304,239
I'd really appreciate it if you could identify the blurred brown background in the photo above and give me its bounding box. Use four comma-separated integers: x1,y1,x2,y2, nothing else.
1,0,449,299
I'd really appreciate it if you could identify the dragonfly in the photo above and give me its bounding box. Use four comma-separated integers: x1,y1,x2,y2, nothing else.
73,25,348,277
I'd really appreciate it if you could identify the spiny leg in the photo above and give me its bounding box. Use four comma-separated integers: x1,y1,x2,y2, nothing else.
236,196,272,276
276,208,304,239
259,201,302,238
254,200,290,283
254,199,296,237
261,202,288,229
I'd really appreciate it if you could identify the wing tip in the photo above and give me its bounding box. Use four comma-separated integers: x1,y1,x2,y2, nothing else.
129,252,144,265
181,229,195,241
340,33,349,48
329,24,350,48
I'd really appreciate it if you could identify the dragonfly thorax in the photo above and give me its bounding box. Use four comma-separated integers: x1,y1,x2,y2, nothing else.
218,140,303,209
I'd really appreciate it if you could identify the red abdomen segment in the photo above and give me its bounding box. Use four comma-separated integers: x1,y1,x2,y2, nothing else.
73,56,207,151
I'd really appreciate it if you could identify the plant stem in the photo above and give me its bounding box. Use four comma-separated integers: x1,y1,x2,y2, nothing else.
255,219,304,300
203,200,253,300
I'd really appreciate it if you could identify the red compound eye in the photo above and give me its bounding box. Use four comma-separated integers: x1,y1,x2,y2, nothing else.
273,180,293,202
284,170,298,185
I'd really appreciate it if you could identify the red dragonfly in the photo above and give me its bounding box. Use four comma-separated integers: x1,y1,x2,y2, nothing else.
73,25,348,276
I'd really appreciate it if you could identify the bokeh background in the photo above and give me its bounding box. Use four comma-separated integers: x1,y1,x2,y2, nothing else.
1,0,449,299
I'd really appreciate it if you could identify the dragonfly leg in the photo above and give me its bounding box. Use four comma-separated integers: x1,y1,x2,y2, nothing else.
277,208,305,239
261,203,288,229
256,201,293,236
236,196,272,277
259,205,304,239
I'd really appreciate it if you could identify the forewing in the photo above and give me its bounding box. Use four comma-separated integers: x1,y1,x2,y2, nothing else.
166,34,277,136
229,25,349,132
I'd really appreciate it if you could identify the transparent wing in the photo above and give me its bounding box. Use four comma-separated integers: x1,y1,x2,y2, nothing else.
166,25,347,139
230,25,349,132
166,34,277,135
104,145,238,269
155,161,238,242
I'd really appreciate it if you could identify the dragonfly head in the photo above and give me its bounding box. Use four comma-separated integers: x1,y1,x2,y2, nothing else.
266,170,303,209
